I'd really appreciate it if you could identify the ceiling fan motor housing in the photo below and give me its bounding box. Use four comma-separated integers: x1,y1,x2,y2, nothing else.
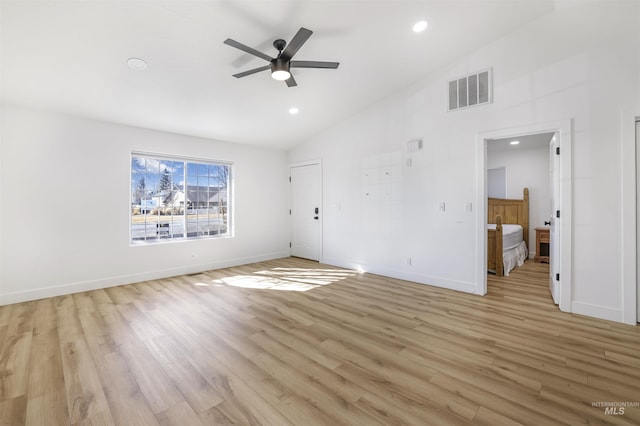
271,57,290,74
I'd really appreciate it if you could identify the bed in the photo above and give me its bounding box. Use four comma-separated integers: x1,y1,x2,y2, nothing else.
487,188,529,277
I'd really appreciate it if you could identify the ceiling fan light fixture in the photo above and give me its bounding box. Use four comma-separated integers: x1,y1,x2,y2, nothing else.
271,58,291,81
272,70,291,81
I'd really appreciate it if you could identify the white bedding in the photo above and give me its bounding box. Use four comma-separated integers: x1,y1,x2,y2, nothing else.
487,224,523,251
487,224,528,276
502,241,528,276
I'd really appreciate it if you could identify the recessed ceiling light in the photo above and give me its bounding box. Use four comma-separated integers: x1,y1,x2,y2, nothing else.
510,140,520,145
413,20,428,33
289,107,299,115
127,57,147,70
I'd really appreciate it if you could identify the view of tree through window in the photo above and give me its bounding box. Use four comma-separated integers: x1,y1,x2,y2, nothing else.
131,154,231,242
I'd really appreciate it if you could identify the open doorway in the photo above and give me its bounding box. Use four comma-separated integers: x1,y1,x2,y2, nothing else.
486,133,555,302
476,120,572,313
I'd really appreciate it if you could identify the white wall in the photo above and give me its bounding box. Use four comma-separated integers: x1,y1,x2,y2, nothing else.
0,105,290,304
487,145,550,257
289,2,640,322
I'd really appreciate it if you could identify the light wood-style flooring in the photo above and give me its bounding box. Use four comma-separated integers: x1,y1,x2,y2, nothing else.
1,258,639,425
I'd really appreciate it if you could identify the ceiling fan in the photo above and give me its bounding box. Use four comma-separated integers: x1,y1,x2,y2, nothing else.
224,27,339,87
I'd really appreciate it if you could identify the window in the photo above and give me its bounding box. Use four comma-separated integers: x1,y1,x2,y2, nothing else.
130,153,232,242
487,167,506,199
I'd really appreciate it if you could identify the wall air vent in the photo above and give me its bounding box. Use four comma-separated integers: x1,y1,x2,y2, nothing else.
448,68,492,111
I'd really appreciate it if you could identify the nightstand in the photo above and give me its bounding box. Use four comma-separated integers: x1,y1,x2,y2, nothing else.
534,227,550,263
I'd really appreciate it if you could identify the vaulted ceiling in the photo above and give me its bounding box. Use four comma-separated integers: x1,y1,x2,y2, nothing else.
1,1,556,149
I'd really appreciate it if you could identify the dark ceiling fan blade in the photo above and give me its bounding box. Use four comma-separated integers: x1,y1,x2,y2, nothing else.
232,65,271,78
280,27,313,61
290,60,339,69
285,74,297,87
224,38,273,62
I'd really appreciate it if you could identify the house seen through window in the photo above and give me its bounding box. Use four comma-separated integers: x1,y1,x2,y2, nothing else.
131,154,231,242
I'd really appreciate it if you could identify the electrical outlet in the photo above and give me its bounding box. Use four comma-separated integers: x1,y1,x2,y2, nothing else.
439,202,446,212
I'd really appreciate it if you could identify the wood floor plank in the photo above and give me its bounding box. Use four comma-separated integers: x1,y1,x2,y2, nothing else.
0,302,34,404
164,338,300,425
0,332,32,403
25,392,69,426
55,295,113,425
25,298,69,425
325,339,479,421
74,293,155,426
0,304,13,328
90,290,186,415
137,299,298,424
473,405,526,425
141,336,224,414
116,341,185,415
0,395,27,426
428,370,563,425
73,293,118,367
253,321,343,370
0,326,6,357
335,361,472,425
0,258,639,425
156,400,205,426
248,331,376,420
99,352,160,426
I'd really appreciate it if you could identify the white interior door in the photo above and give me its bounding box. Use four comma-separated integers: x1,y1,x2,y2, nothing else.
636,120,640,322
549,134,560,304
290,163,321,261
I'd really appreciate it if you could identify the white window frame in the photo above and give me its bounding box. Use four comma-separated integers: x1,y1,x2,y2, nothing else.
130,152,233,244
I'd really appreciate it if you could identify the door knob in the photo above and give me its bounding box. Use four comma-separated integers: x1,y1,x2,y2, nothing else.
544,220,551,226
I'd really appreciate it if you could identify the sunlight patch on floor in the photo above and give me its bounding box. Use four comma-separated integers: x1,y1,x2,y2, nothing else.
208,267,358,291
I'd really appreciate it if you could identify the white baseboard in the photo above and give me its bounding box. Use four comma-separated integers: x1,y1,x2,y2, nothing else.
321,257,478,294
571,301,623,323
0,251,290,306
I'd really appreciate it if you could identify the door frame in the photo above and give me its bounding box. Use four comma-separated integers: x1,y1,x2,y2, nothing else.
476,120,573,313
622,109,639,324
289,159,323,262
